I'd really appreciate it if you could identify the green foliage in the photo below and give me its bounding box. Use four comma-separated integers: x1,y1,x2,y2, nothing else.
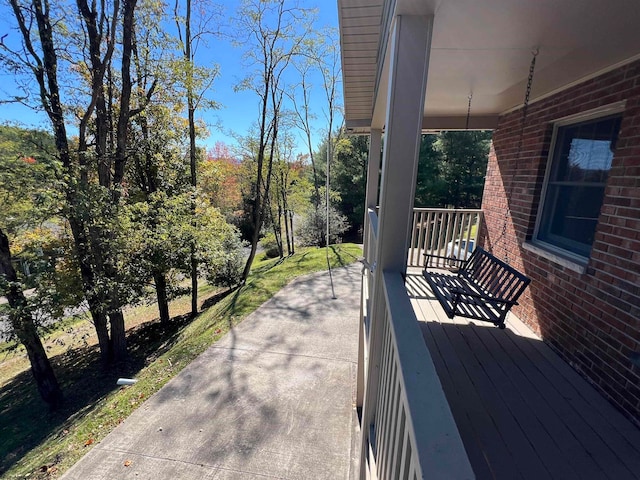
414,134,446,207
119,191,193,301
9,226,83,320
260,232,281,259
0,127,83,331
120,190,244,298
416,131,492,208
0,126,61,236
196,202,245,288
330,134,369,239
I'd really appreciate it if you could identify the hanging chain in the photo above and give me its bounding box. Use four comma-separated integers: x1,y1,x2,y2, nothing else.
501,49,538,264
465,93,473,130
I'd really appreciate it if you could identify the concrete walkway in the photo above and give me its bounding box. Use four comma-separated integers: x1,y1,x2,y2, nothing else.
62,264,362,480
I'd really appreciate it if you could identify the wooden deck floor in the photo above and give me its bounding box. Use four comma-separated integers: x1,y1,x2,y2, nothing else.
405,270,640,480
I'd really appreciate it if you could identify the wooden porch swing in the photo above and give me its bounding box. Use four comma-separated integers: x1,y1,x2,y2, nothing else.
422,51,537,329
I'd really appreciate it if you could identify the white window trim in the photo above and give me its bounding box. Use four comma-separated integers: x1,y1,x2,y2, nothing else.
530,101,626,270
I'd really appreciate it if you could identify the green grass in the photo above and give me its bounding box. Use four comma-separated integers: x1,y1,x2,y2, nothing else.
0,244,361,479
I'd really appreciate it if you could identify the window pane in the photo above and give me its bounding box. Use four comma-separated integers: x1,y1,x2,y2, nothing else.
539,185,606,257
537,115,620,258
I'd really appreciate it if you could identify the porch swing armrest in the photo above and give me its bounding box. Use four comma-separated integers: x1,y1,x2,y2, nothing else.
422,253,468,271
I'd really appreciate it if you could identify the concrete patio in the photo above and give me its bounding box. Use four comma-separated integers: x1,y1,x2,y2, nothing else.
62,263,362,480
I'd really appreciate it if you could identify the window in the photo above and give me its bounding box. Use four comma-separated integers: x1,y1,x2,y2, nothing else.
536,114,621,259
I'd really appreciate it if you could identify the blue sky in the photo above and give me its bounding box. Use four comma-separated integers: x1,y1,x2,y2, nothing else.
0,0,341,155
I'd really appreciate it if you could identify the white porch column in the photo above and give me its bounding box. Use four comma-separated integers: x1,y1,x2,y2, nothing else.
359,14,433,478
376,16,432,275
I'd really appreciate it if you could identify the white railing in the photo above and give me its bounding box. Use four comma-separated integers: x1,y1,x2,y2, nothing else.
361,271,474,480
408,208,483,267
359,207,474,479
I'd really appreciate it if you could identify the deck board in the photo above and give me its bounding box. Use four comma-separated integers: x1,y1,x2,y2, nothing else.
419,319,523,480
405,272,640,480
471,323,607,479
462,323,582,480
497,327,640,478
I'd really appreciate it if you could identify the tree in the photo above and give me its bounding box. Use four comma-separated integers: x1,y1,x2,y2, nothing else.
127,9,191,324
233,0,313,282
414,134,446,208
312,27,341,247
0,126,68,409
174,0,221,317
329,133,369,240
297,195,348,247
0,126,60,237
434,131,492,208
288,54,321,210
3,0,146,364
200,142,244,223
0,229,63,409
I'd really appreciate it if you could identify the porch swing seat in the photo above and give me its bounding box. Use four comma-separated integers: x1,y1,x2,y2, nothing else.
422,247,531,328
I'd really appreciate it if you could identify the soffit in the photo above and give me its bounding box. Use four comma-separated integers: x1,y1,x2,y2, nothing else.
338,0,640,133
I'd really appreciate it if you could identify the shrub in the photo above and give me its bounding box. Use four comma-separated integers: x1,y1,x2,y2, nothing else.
297,202,349,247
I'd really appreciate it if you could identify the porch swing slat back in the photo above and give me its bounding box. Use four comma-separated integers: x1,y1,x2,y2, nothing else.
422,247,531,328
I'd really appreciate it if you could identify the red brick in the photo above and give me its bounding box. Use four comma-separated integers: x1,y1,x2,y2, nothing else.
482,59,640,425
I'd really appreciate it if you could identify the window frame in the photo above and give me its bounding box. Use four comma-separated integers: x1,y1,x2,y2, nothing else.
532,102,625,265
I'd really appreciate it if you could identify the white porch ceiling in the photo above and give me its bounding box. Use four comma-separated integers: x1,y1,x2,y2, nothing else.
338,0,640,133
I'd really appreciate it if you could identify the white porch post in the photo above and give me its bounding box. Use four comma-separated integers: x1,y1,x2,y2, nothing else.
359,14,433,478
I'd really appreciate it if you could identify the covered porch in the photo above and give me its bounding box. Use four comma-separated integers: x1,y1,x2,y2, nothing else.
340,0,640,477
359,207,640,479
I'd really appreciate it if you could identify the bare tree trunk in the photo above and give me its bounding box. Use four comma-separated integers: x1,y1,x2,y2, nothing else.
0,229,63,409
153,270,171,324
272,203,284,258
289,211,295,254
281,180,292,255
283,205,291,255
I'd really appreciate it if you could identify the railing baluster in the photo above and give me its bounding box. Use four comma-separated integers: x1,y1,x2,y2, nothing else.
376,315,393,456
384,385,402,480
424,210,434,266
409,210,418,266
392,408,407,480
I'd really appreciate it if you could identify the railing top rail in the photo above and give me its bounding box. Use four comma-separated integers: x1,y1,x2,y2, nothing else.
382,271,475,479
412,207,483,214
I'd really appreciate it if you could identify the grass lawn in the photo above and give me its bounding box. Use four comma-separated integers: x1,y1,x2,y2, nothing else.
0,244,361,479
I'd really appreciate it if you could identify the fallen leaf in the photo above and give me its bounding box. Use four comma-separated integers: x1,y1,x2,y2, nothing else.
215,328,222,334
124,459,132,467
84,438,94,447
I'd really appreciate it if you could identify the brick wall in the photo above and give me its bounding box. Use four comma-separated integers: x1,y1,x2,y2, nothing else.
481,60,640,426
